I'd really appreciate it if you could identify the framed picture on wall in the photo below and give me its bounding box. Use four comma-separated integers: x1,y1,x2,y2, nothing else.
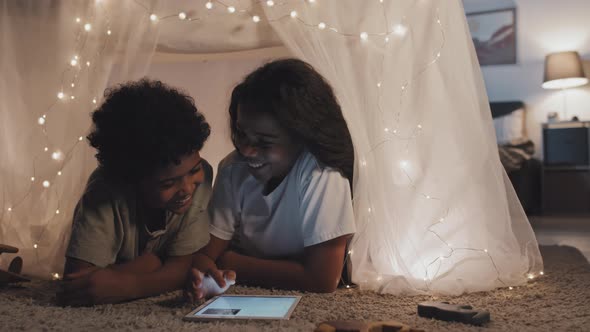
467,8,517,66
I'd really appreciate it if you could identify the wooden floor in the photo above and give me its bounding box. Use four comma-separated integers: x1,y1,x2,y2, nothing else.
530,215,590,262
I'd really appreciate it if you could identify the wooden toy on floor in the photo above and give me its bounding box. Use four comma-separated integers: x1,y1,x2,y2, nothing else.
0,244,30,285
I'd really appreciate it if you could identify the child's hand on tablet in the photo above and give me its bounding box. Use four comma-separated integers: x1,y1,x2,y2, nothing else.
185,268,236,303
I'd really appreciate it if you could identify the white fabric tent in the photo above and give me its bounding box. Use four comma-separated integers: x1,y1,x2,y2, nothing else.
0,0,542,295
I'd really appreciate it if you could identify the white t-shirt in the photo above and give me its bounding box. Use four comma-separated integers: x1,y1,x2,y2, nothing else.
209,150,356,259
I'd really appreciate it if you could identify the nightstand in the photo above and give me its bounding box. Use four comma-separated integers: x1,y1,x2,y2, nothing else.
541,121,590,215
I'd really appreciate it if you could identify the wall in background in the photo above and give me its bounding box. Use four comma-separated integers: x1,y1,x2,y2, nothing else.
464,0,590,158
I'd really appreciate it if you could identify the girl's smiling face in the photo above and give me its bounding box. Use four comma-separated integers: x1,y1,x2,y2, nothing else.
138,150,205,214
234,105,303,193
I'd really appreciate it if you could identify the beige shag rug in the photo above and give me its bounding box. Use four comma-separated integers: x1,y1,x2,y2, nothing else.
1,245,589,332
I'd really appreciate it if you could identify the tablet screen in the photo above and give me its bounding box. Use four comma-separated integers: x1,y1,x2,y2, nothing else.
186,295,301,320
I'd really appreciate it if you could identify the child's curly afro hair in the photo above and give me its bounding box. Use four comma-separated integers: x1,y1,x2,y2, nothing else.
87,79,210,184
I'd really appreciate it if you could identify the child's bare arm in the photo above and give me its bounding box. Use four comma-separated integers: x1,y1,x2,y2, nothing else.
59,254,193,306
218,234,350,293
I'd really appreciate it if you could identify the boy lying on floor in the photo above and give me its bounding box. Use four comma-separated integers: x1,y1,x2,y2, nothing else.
58,79,234,306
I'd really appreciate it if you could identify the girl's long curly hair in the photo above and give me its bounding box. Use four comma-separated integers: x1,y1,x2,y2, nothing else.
229,59,354,184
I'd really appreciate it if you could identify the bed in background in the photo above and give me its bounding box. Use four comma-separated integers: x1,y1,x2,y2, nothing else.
490,101,542,215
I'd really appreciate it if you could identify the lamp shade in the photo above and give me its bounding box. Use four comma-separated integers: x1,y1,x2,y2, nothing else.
542,51,588,89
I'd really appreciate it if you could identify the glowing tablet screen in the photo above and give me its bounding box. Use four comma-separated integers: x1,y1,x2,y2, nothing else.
186,295,301,320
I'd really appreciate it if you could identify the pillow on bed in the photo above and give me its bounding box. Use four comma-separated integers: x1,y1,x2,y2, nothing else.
493,108,524,145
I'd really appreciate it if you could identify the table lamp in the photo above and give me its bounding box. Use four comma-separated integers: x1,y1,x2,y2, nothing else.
542,51,588,121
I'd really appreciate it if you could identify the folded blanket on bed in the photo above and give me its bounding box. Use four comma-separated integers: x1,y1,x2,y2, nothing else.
498,138,535,173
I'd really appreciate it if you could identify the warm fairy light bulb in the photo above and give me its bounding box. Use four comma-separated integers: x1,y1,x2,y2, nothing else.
78,136,84,141
51,151,64,160
38,117,46,125
71,83,75,88
44,147,48,151
70,95,75,100
290,11,297,18
178,12,187,20
527,274,534,279
509,286,513,290
348,249,353,255
376,275,382,281
360,32,368,40
439,217,445,222
400,160,409,169
92,98,97,104
57,171,62,176
31,177,35,182
484,249,488,253
361,160,367,166
107,29,112,35
540,271,544,276
86,61,90,66
84,23,92,31
392,129,397,134
42,180,50,188
75,17,81,23
384,127,389,132
55,209,60,214
345,285,351,289
33,244,38,249
377,82,381,88
70,59,77,66
308,0,316,2
150,14,158,22
205,2,213,9
385,37,390,42
252,15,260,23
52,273,60,280
318,22,326,29
74,55,78,60
368,208,372,213
417,124,423,129
227,6,236,13
266,0,274,6
392,24,407,36
437,52,441,58
426,195,432,199
7,207,11,212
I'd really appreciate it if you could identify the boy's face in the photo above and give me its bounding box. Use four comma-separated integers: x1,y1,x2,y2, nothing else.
235,105,302,191
138,150,205,214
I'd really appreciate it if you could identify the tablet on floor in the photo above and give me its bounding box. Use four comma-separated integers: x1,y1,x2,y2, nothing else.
183,294,302,321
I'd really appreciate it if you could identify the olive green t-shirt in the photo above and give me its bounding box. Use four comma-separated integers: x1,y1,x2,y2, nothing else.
65,161,213,267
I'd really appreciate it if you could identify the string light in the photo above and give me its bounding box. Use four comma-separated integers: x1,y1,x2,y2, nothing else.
107,29,112,35
227,6,236,13
75,17,81,23
290,11,297,18
7,207,11,212
377,82,382,88
84,23,92,31
205,2,213,9
92,98,97,104
42,181,51,188
540,271,544,276
52,273,60,280
318,22,326,29
392,24,407,37
55,209,60,214
266,0,275,7
178,12,187,20
252,15,260,23
71,83,75,88
360,32,368,40
149,14,158,22
51,151,64,161
57,171,62,176
30,177,35,182
78,136,84,141
70,95,75,100
70,58,78,66
33,244,38,249
38,117,46,125
86,61,90,67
